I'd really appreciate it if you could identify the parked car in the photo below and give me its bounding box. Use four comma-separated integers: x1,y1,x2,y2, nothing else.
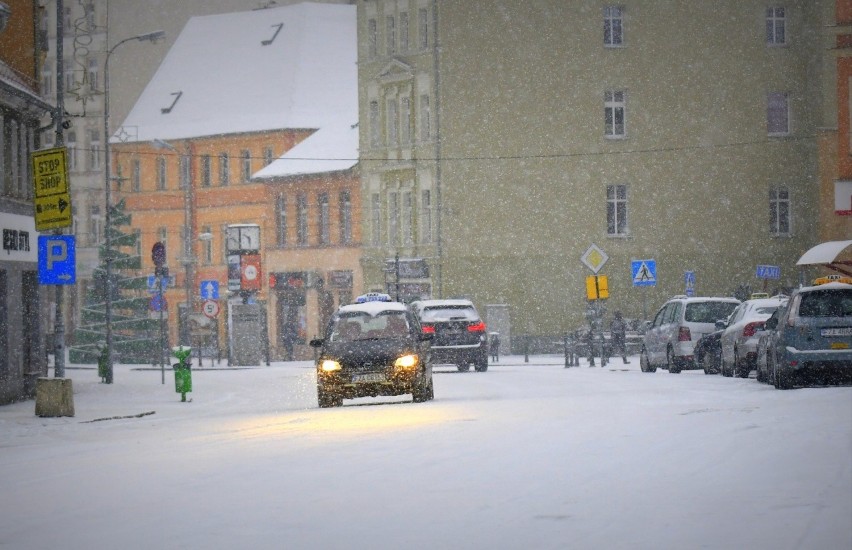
755,308,784,384
694,329,724,374
765,281,852,389
719,295,788,378
410,299,489,372
309,293,434,407
640,296,741,373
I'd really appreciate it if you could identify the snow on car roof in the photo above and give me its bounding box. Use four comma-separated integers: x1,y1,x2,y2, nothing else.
338,301,407,316
415,299,474,308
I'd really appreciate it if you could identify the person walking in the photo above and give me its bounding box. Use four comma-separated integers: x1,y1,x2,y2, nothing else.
610,311,630,364
490,333,500,362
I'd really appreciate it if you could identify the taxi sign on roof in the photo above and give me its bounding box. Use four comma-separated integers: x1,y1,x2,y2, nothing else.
355,292,392,303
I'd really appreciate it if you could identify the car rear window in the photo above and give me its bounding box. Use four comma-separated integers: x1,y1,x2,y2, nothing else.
420,306,478,322
684,301,738,323
798,289,852,318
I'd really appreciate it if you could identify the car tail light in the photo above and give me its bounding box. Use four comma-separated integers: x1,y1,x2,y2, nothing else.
678,327,691,341
467,321,487,333
421,324,435,334
743,322,763,338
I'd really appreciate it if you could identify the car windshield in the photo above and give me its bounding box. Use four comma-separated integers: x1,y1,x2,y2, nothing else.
684,301,738,323
798,289,852,318
329,311,410,342
420,305,478,322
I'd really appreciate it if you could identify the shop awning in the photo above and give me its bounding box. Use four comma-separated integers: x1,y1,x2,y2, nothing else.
796,240,852,276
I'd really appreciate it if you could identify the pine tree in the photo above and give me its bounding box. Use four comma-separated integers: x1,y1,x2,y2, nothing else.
70,198,159,364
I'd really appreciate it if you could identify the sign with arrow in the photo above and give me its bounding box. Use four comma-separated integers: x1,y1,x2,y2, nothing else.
31,147,72,231
200,279,220,300
38,235,76,285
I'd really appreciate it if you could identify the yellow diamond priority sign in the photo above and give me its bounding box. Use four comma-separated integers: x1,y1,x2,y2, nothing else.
581,244,608,274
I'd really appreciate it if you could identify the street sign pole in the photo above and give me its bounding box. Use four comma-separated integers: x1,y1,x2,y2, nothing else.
159,274,165,384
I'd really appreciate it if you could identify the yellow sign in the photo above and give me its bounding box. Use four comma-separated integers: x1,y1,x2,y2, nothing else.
34,192,73,231
586,275,609,300
32,147,72,231
32,147,69,198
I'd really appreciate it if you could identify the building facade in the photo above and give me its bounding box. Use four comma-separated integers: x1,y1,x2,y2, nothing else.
358,0,833,339
1,0,52,404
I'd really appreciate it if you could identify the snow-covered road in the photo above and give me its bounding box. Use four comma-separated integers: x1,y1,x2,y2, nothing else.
1,356,849,550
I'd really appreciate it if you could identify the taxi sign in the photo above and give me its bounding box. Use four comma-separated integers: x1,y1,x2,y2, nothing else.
813,274,852,285
356,292,392,303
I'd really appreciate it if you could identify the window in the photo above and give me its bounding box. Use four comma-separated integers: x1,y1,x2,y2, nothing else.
767,92,789,136
66,131,78,171
297,194,308,245
88,129,101,170
89,204,102,245
276,194,287,247
368,18,377,59
400,12,409,51
219,153,229,186
769,186,790,235
400,96,411,145
604,90,626,138
131,159,140,192
418,8,429,49
369,101,381,148
240,150,251,182
387,98,399,147
41,67,52,97
421,190,432,244
607,184,628,236
604,6,624,47
419,94,431,141
87,58,99,91
201,225,212,265
371,193,381,246
766,7,786,46
264,147,274,166
156,156,167,190
201,154,211,187
403,191,414,246
134,228,142,259
64,60,75,93
386,15,395,56
179,155,190,189
339,190,352,244
158,227,168,264
318,193,330,245
388,192,399,247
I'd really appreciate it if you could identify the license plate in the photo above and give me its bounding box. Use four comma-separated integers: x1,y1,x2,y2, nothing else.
821,327,852,337
352,372,386,383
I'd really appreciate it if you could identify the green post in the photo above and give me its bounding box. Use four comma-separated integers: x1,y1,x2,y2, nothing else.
97,347,108,383
172,346,193,402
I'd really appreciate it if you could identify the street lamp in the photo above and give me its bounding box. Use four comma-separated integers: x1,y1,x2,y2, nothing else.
152,138,196,348
102,29,165,384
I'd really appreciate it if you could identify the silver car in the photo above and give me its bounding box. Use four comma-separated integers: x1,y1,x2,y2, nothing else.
719,296,788,378
641,296,741,374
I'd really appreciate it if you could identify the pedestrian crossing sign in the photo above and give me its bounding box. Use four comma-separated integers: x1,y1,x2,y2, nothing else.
631,259,656,287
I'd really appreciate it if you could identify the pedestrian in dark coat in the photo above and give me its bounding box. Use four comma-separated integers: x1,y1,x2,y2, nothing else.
610,311,629,364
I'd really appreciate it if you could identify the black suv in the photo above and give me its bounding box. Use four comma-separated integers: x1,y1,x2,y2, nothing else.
410,299,488,372
309,293,434,407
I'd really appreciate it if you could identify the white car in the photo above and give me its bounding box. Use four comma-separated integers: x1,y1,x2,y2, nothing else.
719,296,788,378
641,296,741,373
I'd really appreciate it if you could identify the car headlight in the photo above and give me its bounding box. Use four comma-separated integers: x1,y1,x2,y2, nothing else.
394,354,419,369
320,359,342,372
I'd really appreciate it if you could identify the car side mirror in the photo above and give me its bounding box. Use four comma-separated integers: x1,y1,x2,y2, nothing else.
765,317,778,330
715,320,726,330
309,338,324,348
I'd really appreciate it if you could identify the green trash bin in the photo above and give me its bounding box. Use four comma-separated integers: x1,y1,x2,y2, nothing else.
172,346,193,402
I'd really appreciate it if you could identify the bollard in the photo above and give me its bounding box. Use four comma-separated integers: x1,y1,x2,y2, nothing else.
97,347,108,383
524,336,529,363
172,346,193,402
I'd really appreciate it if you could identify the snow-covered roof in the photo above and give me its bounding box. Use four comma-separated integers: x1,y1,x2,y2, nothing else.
113,2,356,144
252,121,358,179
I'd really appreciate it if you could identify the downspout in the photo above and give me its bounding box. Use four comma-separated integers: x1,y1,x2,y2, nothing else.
432,0,442,298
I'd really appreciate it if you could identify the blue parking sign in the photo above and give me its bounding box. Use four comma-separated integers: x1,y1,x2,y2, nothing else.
38,235,76,285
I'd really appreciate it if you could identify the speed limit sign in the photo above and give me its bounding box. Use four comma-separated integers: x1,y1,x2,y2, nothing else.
202,299,220,318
